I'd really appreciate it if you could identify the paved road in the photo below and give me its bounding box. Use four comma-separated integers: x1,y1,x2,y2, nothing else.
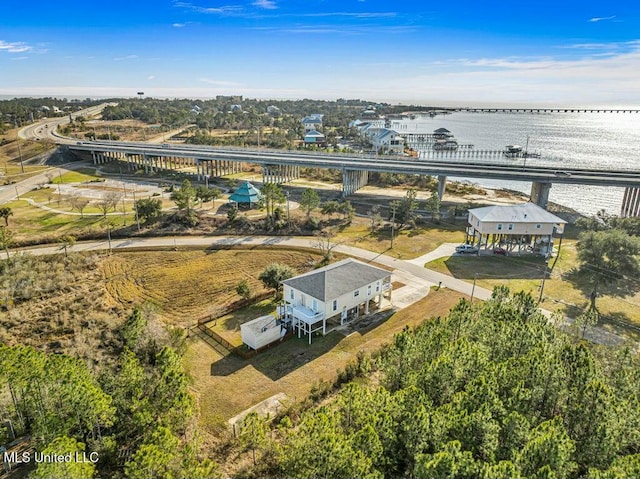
10,234,629,347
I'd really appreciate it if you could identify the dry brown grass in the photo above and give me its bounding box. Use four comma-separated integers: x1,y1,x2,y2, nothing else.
101,249,322,324
184,288,464,432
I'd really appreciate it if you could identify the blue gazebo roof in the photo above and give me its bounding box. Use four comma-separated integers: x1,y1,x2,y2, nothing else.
229,181,262,205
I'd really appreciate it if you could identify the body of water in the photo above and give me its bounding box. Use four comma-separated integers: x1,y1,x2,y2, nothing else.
396,111,640,216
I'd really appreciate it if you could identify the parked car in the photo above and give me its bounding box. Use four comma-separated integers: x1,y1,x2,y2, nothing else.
455,244,479,254
493,247,507,255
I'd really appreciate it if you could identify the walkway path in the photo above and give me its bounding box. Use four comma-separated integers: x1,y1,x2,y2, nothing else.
11,234,629,347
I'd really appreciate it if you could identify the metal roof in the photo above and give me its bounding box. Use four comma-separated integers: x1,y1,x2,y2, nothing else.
282,258,390,302
470,202,567,224
229,181,262,204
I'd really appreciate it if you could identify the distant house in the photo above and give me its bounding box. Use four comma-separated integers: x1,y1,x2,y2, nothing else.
228,181,262,208
303,129,326,146
281,258,392,344
267,105,282,117
370,128,405,154
467,202,567,256
302,116,323,131
230,104,242,112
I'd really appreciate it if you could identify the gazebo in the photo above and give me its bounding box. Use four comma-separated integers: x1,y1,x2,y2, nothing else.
229,181,262,208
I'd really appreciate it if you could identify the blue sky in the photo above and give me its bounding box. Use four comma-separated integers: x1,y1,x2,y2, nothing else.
1,0,639,106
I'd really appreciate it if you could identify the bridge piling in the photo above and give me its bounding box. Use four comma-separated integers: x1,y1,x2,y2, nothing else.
437,175,447,200
530,181,552,209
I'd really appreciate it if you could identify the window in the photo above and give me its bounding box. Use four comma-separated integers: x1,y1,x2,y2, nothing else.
367,285,372,296
508,224,514,231
332,300,338,311
497,224,503,231
354,290,360,298
312,299,318,311
290,289,294,301
536,224,542,229
376,282,380,292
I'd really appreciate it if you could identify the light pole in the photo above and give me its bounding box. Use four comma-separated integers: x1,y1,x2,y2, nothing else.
132,189,141,232
106,222,112,254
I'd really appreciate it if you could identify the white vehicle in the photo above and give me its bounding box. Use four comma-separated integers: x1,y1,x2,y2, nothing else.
455,244,479,254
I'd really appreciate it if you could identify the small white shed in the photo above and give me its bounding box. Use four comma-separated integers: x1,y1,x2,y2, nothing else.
240,315,283,351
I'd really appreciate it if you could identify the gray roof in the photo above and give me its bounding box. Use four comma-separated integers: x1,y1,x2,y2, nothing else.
282,258,390,302
242,315,278,335
471,202,567,224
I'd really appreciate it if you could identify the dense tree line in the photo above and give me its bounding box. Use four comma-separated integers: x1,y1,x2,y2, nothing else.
0,307,218,478
255,288,640,479
0,98,99,129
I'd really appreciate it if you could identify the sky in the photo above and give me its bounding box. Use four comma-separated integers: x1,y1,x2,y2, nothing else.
1,0,640,106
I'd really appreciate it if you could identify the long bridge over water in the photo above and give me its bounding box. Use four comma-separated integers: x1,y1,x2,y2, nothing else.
455,108,640,114
69,141,640,218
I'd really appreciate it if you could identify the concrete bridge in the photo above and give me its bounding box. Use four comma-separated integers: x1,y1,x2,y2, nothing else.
69,141,640,217
456,108,640,114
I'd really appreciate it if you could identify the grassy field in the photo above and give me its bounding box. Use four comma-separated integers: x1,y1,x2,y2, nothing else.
51,168,102,184
425,241,640,327
100,249,322,324
336,219,465,260
184,287,465,431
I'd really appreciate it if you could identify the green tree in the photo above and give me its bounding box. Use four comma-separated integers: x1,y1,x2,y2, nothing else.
0,206,13,226
517,417,576,479
195,186,221,208
170,179,198,225
576,229,640,310
31,436,96,479
136,197,163,223
258,263,295,297
59,235,76,258
124,427,180,479
415,441,477,479
300,188,321,219
0,226,13,259
321,200,340,219
390,188,419,229
425,190,442,222
236,279,251,300
121,307,148,350
261,183,285,229
240,412,268,465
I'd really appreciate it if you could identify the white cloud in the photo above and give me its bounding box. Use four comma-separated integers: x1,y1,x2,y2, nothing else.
0,40,32,53
252,0,277,9
10,56,29,61
173,1,242,15
148,75,156,80
589,15,616,22
114,54,139,61
172,22,187,27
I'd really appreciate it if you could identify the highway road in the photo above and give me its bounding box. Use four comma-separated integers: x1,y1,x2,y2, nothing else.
70,140,640,188
18,103,116,143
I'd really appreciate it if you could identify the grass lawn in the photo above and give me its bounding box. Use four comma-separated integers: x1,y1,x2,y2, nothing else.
207,299,276,347
425,241,640,328
336,220,465,260
184,287,465,432
101,249,322,324
51,168,102,184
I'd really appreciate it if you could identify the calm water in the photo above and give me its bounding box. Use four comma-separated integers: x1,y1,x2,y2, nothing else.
396,112,640,216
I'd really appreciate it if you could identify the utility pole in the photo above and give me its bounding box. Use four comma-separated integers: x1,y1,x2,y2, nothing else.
470,272,478,302
285,191,290,227
538,259,549,303
390,203,396,249
17,140,25,173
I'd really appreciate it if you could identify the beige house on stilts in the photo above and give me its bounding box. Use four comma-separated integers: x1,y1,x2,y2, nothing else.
466,202,566,256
